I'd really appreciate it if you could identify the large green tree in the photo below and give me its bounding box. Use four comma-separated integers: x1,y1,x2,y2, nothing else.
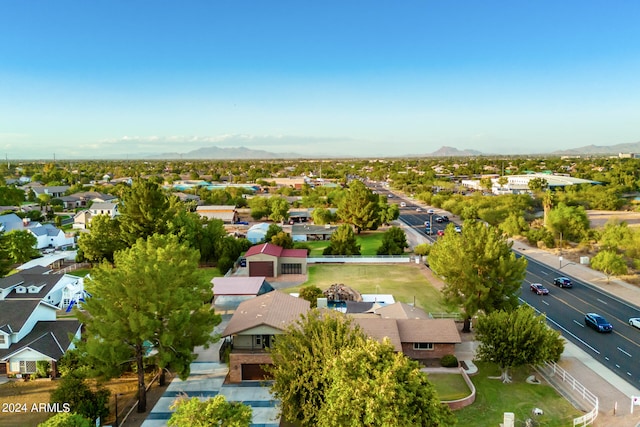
337,180,380,233
475,306,564,383
323,224,361,256
590,250,628,282
268,197,290,223
428,220,527,332
118,179,173,245
318,338,456,427
546,202,590,245
78,234,220,413
265,310,367,426
77,215,126,263
376,226,409,255
4,230,39,263
49,372,110,422
168,395,252,427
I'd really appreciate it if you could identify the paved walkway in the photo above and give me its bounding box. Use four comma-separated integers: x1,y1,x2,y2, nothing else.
140,316,280,427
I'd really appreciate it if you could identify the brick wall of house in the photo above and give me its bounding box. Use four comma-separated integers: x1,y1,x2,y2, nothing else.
228,352,273,383
401,343,456,361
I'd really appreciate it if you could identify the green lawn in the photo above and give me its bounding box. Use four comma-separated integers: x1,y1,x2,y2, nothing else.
304,230,396,257
454,362,583,427
280,264,452,314
428,373,471,401
68,268,91,277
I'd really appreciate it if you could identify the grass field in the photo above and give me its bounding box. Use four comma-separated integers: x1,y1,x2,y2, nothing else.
304,231,392,257
428,372,471,401
280,264,452,314
454,362,583,427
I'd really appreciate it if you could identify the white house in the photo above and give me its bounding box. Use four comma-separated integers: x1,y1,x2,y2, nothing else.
88,202,119,218
0,267,84,376
26,223,75,250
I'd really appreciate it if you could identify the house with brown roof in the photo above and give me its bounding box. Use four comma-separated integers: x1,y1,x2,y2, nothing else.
221,291,310,382
222,291,461,382
244,243,307,277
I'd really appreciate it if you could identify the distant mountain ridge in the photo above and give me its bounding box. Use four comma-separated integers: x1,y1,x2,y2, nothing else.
550,141,640,156
114,140,640,160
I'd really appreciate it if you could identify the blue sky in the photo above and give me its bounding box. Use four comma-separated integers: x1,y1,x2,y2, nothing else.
1,1,639,159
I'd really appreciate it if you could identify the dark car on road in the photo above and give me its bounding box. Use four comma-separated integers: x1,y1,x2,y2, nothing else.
584,313,613,333
530,283,549,295
553,277,572,288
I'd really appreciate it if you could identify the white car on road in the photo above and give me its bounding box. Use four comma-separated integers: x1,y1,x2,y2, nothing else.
629,318,640,329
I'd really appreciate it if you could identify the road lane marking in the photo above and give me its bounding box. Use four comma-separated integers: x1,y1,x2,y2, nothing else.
540,271,549,275
628,372,633,376
596,298,608,305
573,320,585,328
618,347,632,357
542,300,549,306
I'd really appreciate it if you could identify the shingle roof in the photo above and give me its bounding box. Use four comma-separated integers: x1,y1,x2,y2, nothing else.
353,318,403,351
374,302,431,319
5,273,62,299
222,291,310,336
0,319,81,361
396,319,461,344
0,300,43,333
212,277,274,296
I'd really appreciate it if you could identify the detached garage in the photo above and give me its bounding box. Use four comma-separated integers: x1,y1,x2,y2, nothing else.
244,243,307,278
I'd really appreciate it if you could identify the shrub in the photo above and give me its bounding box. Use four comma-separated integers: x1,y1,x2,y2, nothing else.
440,354,459,368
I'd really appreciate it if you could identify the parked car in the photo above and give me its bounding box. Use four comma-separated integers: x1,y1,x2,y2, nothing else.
553,277,572,288
454,225,462,233
584,313,613,332
435,216,443,223
424,221,430,228
425,227,433,235
436,230,445,236
416,207,422,212
400,202,406,207
530,283,549,295
427,209,435,214
441,215,449,222
629,318,640,329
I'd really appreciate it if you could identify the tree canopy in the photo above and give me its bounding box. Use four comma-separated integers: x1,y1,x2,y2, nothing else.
78,234,220,413
323,224,361,256
118,179,173,245
265,310,368,426
590,250,628,282
376,226,408,255
475,305,564,383
318,338,456,427
428,220,527,332
77,215,126,263
168,395,252,427
3,229,39,263
337,180,380,233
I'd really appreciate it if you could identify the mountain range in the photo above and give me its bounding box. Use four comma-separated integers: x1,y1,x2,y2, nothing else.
134,141,640,160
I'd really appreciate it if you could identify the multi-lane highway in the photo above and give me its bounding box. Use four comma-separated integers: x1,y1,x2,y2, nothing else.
384,188,640,390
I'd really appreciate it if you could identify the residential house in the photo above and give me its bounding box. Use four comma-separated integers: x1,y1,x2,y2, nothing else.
211,276,275,308
26,223,75,250
0,267,85,376
58,191,118,210
222,291,461,383
291,223,337,242
0,213,26,233
89,202,119,218
196,205,239,224
244,243,307,277
222,291,310,382
27,185,71,199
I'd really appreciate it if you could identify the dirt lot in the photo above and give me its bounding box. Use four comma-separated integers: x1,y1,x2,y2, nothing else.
587,209,640,228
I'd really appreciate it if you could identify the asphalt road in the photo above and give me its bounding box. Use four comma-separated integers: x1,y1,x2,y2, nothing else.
384,187,640,391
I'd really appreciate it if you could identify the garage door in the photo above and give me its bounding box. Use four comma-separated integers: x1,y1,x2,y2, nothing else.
241,364,272,381
249,261,274,277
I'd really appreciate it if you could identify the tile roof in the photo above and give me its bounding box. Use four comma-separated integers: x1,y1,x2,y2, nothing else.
222,291,310,336
212,277,274,296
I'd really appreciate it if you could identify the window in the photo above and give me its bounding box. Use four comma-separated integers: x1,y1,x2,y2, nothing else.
281,263,302,274
0,335,5,345
19,361,37,373
413,343,433,351
255,336,262,346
